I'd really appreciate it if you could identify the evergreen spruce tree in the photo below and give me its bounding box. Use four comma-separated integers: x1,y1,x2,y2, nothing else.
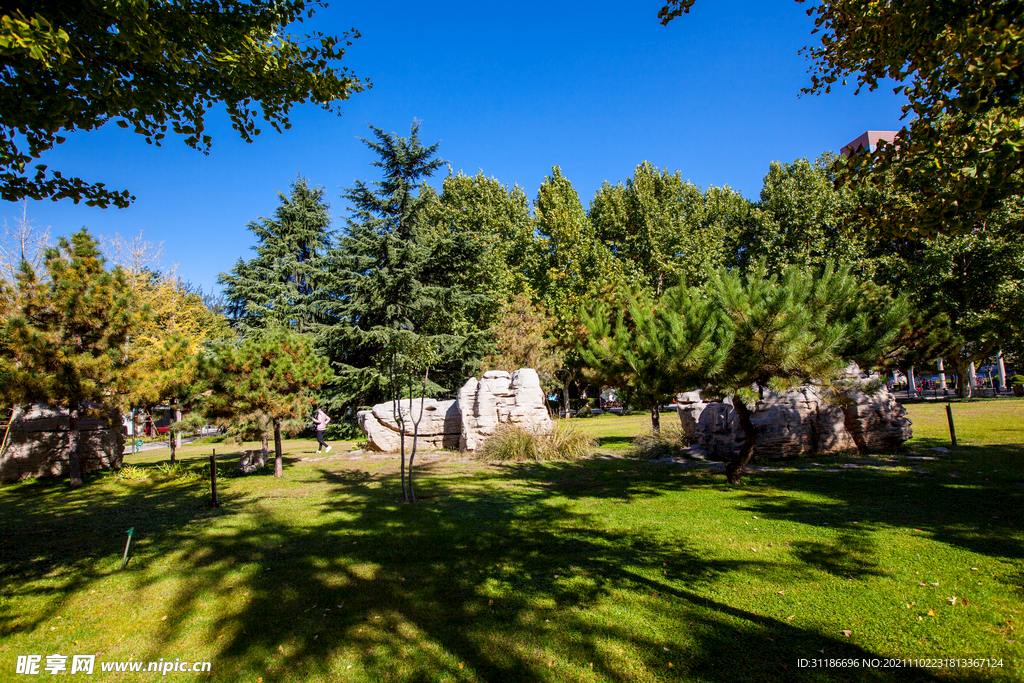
328,122,490,410
219,176,334,333
1,229,134,487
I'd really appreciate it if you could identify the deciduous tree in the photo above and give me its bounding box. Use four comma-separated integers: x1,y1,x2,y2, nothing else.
590,161,731,293
659,0,1024,237
422,171,540,310
733,154,868,274
1,0,367,207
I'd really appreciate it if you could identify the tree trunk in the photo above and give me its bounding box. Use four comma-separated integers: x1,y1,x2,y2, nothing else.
169,401,177,464
67,402,83,488
725,398,757,485
954,358,972,399
261,433,269,464
173,401,182,450
650,403,661,435
396,399,408,502
407,370,429,504
997,350,1007,392
273,418,283,477
906,366,916,398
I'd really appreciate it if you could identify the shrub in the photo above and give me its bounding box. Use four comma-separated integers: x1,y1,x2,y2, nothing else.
1010,375,1024,386
153,461,204,482
115,465,150,482
326,421,364,441
631,427,690,460
478,423,597,462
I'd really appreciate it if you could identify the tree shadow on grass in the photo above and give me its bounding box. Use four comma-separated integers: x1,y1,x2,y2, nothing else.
0,455,1014,682
718,446,1024,564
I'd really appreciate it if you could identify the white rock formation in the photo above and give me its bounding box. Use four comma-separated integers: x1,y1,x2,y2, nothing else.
356,369,554,452
458,369,554,451
357,398,461,452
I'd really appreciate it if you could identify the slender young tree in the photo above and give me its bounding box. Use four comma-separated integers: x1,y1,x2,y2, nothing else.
1,229,134,486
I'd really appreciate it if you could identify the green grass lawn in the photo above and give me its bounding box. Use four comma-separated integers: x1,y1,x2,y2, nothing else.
1,401,1022,682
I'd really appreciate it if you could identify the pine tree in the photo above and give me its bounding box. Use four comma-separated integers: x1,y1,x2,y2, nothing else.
220,176,334,333
202,326,332,477
579,284,731,434
708,261,907,484
0,229,134,486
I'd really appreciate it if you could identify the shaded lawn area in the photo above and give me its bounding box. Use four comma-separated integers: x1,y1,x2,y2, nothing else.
0,402,1021,682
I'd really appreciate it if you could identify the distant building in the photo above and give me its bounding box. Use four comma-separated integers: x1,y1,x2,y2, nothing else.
841,130,898,157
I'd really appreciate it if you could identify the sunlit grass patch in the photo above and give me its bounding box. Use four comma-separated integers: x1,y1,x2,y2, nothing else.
0,401,1021,681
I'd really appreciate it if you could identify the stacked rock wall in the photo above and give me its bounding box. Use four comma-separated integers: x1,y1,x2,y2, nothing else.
676,368,911,459
0,404,125,482
357,369,554,452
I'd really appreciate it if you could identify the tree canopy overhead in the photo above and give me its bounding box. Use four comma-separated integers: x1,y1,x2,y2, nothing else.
660,0,1024,238
0,0,367,208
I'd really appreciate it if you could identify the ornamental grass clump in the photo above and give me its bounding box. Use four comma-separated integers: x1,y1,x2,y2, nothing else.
547,422,599,460
479,423,597,462
114,465,150,482
631,427,689,460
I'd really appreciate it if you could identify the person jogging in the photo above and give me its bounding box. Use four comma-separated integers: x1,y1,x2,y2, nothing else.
313,407,332,454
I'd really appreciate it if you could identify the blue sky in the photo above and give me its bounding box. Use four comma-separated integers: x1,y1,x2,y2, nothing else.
4,1,906,292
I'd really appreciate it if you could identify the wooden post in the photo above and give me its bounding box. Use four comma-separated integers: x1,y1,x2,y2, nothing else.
210,449,220,508
945,404,957,447
121,527,134,570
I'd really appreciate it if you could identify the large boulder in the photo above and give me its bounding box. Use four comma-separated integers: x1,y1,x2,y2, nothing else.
357,398,461,452
355,368,554,453
0,403,125,482
458,369,554,451
677,366,911,459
